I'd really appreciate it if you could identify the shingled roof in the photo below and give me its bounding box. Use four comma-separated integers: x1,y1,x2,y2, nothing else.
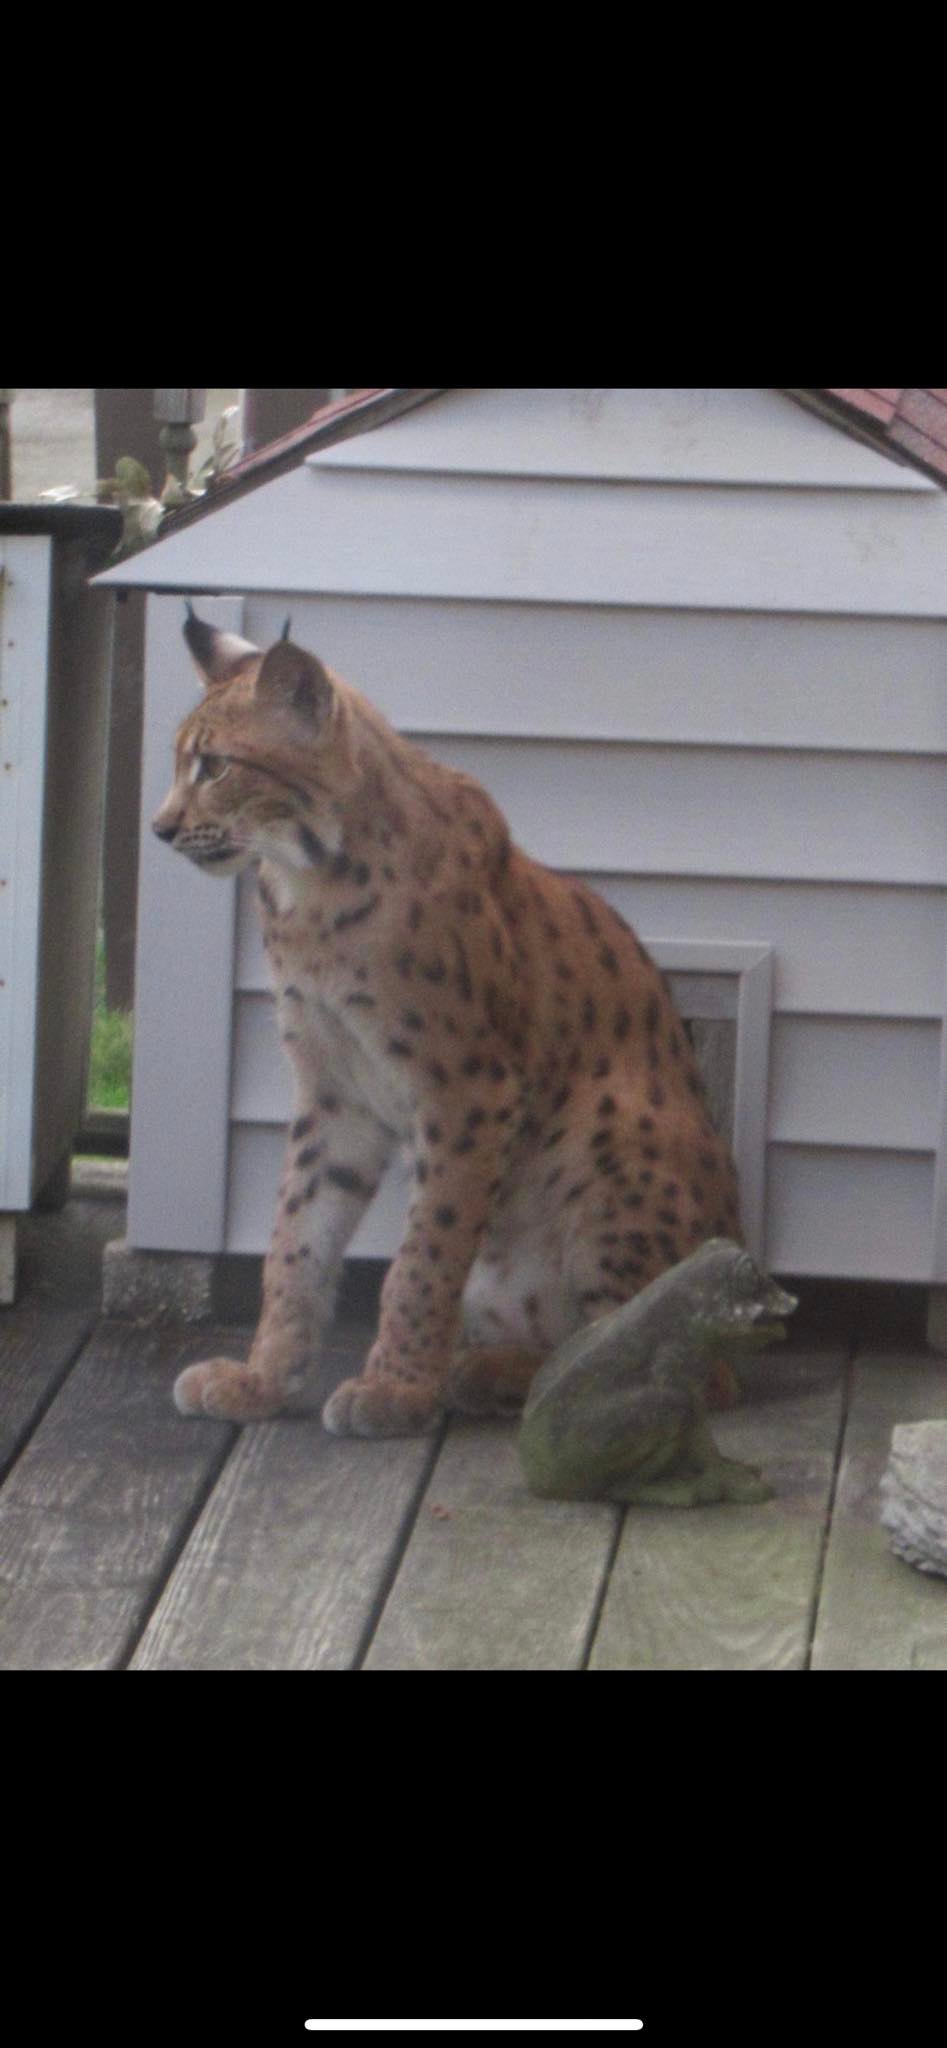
789,389,947,486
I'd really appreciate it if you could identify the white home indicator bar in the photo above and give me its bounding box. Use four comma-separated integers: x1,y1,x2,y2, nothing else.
304,2025,644,2034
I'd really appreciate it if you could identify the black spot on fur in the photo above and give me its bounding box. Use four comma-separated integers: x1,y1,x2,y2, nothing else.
435,1205,458,1229
291,1116,315,1141
326,1165,375,1196
298,824,328,867
573,892,600,937
451,932,474,1001
334,894,380,932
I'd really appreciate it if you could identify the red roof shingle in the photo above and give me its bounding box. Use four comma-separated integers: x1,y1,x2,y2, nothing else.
816,388,947,483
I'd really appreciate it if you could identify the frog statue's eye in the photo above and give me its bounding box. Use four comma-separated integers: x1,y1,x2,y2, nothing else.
734,1251,760,1294
188,753,230,786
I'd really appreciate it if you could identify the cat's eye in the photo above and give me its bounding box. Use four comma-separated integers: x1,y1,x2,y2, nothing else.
188,753,230,786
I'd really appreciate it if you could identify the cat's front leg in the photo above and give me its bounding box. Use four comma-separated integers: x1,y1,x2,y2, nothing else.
174,1098,393,1422
323,1075,518,1437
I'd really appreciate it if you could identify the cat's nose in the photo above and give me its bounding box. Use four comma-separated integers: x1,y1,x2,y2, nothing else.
152,815,180,843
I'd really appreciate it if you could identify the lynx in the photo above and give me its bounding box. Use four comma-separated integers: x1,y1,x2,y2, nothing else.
151,610,741,1436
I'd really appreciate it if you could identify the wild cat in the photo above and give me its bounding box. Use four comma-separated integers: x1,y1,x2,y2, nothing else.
151,610,741,1436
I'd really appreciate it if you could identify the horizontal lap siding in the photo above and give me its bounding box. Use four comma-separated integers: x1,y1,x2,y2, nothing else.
226,1123,410,1259
230,993,941,1157
116,466,947,614
236,872,946,1020
244,597,947,756
226,1112,940,1278
766,1150,936,1280
412,739,946,886
306,387,937,489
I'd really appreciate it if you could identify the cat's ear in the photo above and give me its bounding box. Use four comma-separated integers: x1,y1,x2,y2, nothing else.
253,636,335,732
183,603,261,688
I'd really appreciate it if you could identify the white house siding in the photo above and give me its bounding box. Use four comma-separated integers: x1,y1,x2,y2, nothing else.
120,390,947,1283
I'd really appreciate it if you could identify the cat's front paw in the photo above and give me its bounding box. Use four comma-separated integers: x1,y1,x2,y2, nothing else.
173,1357,287,1422
321,1373,442,1438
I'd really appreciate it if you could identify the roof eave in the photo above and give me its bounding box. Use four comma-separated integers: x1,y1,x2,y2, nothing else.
93,386,445,585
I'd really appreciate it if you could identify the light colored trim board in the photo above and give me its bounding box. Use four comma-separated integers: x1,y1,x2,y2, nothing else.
127,594,242,1252
0,537,51,1210
653,941,772,1263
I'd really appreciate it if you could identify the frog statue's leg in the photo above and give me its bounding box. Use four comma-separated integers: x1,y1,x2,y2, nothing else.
613,1408,774,1507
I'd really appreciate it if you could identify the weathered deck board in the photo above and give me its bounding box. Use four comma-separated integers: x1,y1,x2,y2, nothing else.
0,1193,123,1478
129,1324,444,1671
362,1416,620,1671
0,1320,239,1670
588,1350,846,1671
810,1351,947,1671
0,1301,95,1480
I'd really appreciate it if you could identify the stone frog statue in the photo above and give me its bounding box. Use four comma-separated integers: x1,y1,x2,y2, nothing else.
518,1239,798,1506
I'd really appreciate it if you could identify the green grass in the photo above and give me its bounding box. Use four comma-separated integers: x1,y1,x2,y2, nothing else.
88,931,133,1111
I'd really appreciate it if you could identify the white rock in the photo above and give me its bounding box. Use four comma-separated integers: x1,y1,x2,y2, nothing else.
880,1421,947,1580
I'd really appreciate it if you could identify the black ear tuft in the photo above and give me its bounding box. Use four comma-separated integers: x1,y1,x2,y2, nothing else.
183,605,262,687
281,615,292,641
183,604,216,665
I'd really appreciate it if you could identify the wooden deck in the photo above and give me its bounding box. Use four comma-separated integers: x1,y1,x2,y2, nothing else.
2,1189,947,1671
